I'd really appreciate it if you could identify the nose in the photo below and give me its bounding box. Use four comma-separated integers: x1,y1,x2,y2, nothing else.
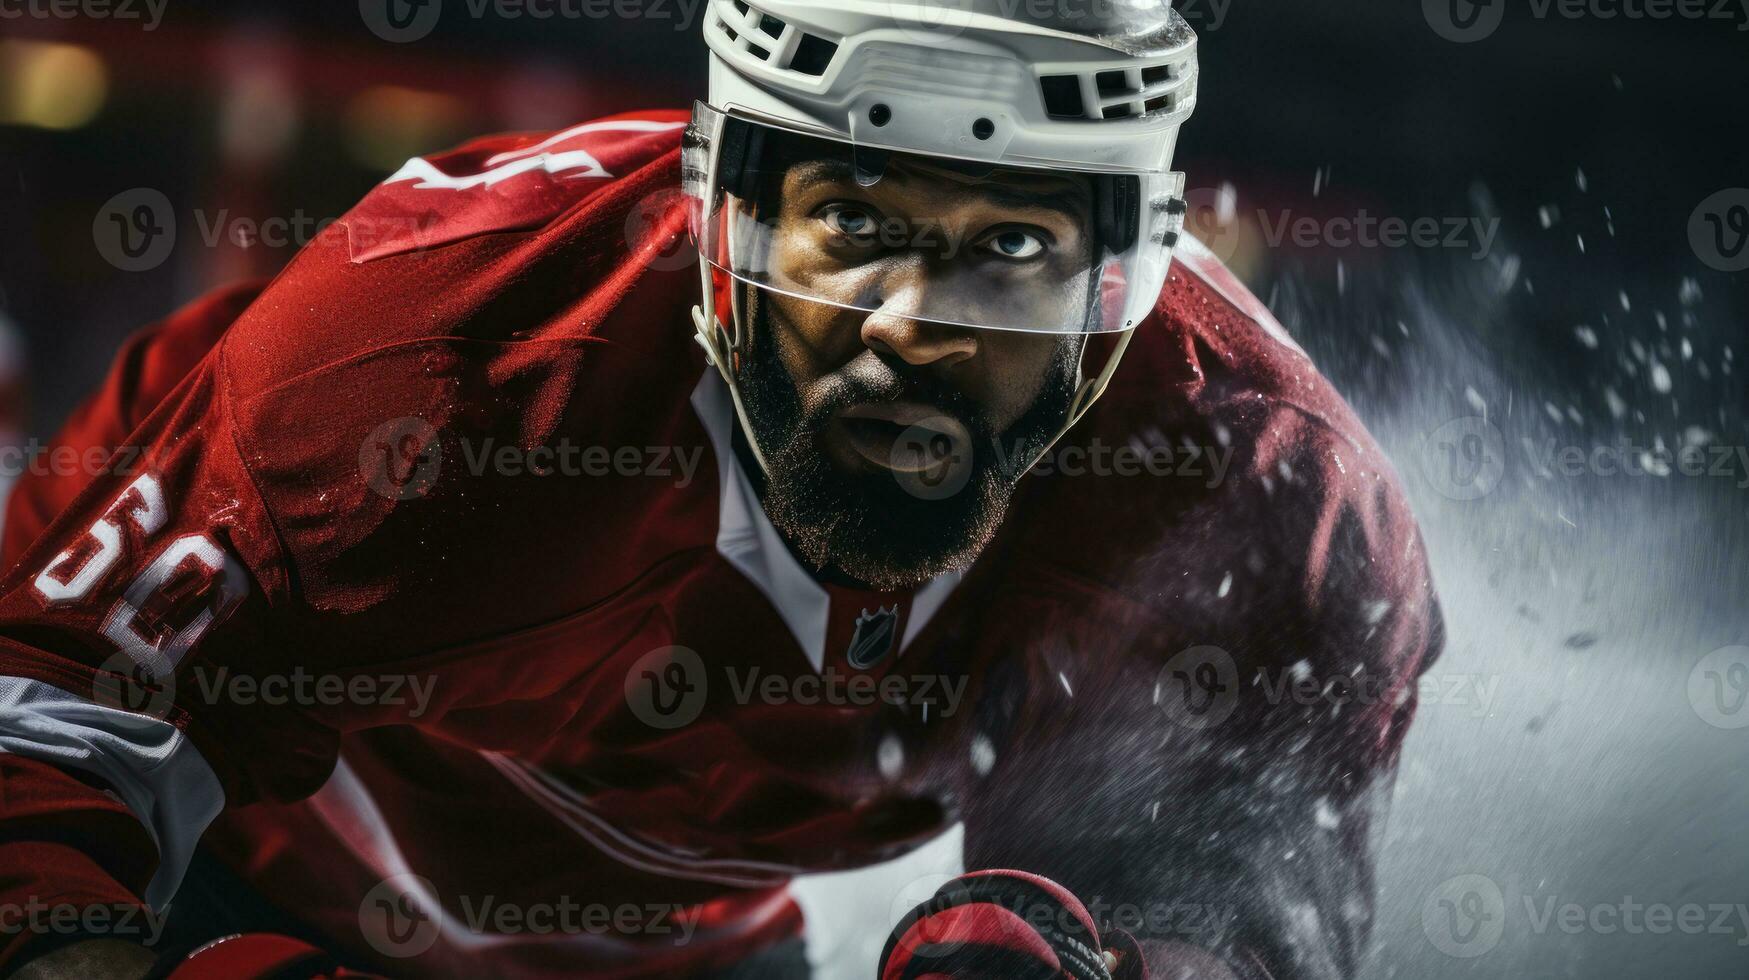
859,269,978,369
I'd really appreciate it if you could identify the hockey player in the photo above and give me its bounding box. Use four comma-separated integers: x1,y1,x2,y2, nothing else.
0,1,1441,977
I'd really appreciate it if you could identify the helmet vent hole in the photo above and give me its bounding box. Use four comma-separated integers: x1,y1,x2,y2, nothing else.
732,0,748,13
869,103,892,127
758,13,785,38
1142,64,1173,85
1095,70,1126,95
1039,74,1084,119
972,117,994,140
790,33,838,76
747,42,770,61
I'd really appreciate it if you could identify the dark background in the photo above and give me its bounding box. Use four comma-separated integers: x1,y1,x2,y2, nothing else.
1,1,1744,428
2,2,1746,977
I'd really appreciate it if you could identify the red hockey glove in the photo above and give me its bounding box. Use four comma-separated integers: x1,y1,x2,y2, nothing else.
878,869,1146,980
161,933,384,980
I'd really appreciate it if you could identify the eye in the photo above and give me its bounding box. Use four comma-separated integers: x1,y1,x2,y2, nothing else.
819,202,881,243
979,228,1047,261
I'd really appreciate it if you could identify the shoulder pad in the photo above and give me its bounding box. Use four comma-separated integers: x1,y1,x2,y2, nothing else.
344,109,689,264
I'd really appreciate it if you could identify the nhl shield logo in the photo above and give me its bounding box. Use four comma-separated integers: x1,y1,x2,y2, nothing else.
846,606,899,670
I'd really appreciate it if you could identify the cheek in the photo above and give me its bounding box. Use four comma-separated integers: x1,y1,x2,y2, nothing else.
762,291,859,401
770,213,875,300
978,332,1067,430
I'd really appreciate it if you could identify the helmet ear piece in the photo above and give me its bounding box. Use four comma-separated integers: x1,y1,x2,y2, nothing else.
1094,175,1141,254
716,116,767,204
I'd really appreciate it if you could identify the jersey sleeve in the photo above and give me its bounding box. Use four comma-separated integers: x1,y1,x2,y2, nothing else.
964,407,1444,980
0,110,694,969
0,332,322,968
1,282,261,573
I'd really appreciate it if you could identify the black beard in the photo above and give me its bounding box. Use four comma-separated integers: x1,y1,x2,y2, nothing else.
736,295,1080,590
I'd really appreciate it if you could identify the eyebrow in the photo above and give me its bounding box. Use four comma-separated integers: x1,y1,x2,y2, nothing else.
788,158,1091,222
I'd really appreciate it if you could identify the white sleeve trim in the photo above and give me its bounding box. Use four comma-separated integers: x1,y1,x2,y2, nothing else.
0,676,224,909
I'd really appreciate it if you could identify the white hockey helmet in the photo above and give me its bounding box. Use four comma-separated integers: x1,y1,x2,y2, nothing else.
684,0,1197,471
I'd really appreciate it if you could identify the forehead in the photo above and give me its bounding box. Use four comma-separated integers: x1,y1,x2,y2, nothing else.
781,155,1093,219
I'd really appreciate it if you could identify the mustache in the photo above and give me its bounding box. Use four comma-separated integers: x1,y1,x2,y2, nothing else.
803,353,996,441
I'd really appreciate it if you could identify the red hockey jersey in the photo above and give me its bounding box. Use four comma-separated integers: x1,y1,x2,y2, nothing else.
0,110,1442,979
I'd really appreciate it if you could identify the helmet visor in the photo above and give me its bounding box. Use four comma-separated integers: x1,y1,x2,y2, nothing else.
684,102,1182,335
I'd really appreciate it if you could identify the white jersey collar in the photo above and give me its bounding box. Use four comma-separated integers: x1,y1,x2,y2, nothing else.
690,370,961,673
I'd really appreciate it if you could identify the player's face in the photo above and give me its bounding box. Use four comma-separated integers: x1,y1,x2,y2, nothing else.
737,158,1091,590
765,158,1092,440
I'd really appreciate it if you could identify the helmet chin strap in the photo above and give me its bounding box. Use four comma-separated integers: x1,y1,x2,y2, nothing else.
692,253,771,474
691,302,771,475
1020,326,1135,478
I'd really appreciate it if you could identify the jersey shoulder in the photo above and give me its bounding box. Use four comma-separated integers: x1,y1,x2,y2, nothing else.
208,110,703,625
1105,234,1423,587
1015,235,1442,683
219,108,690,392
346,108,692,264
0,280,264,571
